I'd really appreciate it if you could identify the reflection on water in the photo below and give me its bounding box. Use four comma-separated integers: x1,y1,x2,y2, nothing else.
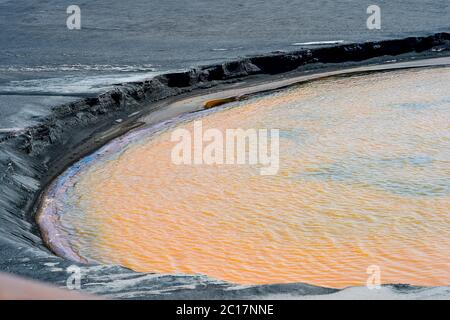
43,68,450,288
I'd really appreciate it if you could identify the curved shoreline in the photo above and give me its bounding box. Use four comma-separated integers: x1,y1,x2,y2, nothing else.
1,33,450,298
37,59,450,284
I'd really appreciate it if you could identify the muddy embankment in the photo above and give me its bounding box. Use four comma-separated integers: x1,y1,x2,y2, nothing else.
0,33,449,299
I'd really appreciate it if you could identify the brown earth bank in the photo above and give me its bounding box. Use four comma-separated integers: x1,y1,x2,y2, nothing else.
0,33,450,299
0,272,97,300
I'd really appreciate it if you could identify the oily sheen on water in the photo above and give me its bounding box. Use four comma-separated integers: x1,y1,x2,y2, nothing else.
46,68,450,288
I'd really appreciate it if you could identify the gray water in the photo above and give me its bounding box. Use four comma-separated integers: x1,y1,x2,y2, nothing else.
0,0,449,129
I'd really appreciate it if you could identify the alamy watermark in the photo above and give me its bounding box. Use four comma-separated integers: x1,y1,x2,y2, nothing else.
366,265,381,289
66,265,82,290
367,5,381,30
66,5,81,30
170,120,280,175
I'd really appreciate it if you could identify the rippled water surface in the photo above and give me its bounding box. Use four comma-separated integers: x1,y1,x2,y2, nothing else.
44,68,450,288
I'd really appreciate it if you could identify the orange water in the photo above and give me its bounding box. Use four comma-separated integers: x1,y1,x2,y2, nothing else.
48,68,450,288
